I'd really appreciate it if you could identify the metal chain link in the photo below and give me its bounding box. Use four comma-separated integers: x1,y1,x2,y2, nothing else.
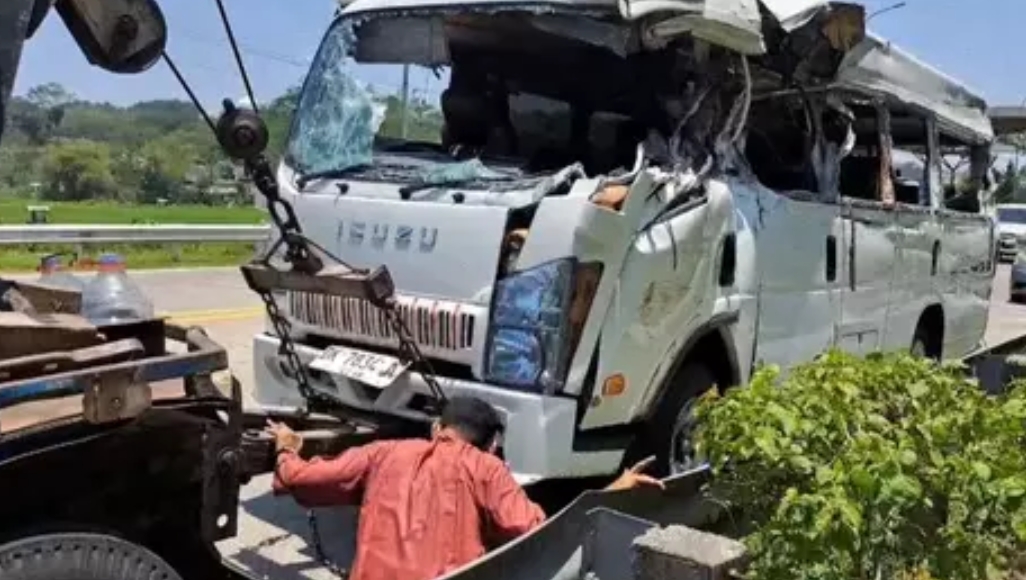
308,509,348,578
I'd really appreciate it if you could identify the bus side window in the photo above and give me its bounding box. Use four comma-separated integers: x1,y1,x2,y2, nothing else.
941,138,986,214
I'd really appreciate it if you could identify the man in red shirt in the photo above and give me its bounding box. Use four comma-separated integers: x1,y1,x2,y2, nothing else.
267,395,663,580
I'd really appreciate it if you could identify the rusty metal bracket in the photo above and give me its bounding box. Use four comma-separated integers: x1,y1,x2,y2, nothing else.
200,375,243,542
81,367,152,424
241,262,395,306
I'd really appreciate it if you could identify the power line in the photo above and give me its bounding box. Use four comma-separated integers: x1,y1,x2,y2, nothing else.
172,27,312,68
163,30,445,103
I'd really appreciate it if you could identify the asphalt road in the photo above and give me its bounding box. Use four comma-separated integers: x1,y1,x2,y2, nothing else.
5,265,1026,578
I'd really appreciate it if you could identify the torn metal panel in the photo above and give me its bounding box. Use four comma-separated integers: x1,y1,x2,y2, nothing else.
627,0,764,55
835,34,993,144
341,0,614,17
758,0,827,30
339,0,844,58
528,14,633,57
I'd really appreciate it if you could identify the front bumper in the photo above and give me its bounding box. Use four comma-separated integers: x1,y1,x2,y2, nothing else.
250,333,625,481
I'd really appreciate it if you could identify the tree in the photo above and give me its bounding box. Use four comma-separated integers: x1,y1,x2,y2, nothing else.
992,159,1021,204
9,83,76,145
41,140,117,201
135,134,201,204
265,84,302,160
377,94,443,143
25,83,75,109
695,351,1026,580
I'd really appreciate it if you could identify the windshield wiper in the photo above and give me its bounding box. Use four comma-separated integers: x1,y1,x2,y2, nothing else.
295,164,371,189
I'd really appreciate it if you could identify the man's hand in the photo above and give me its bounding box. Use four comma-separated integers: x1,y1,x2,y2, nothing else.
604,456,666,492
265,420,303,455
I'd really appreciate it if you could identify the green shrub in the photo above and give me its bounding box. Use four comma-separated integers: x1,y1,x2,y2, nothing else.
695,350,1026,580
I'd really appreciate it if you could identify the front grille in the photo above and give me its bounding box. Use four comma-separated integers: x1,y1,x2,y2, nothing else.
288,292,476,351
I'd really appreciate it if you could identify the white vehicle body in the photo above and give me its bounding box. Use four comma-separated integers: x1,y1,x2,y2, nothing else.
995,204,1026,262
251,0,999,482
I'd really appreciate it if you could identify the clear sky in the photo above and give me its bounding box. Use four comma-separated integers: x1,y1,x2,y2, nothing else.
11,0,1026,108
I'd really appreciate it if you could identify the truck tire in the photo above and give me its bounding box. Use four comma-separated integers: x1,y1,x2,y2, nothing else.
630,361,717,478
0,533,182,580
910,332,928,359
911,316,941,361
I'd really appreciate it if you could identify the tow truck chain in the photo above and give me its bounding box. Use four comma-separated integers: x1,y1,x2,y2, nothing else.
250,157,445,579
308,509,348,579
245,155,327,408
169,5,445,573
243,159,349,578
247,155,448,409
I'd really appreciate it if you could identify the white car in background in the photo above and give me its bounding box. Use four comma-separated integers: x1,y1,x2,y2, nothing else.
996,204,1026,262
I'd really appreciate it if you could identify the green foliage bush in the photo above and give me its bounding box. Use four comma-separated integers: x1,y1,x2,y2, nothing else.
694,350,1026,580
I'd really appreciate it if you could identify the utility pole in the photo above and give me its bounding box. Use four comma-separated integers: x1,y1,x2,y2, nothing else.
399,64,410,139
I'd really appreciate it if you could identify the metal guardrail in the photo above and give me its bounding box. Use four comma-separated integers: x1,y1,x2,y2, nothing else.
0,224,272,246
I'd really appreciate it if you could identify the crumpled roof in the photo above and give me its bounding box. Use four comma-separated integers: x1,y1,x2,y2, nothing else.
759,0,828,29
835,33,993,143
338,0,831,55
620,0,830,54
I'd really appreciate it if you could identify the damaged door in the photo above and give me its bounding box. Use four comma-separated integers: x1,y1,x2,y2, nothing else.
750,195,845,370
836,103,896,356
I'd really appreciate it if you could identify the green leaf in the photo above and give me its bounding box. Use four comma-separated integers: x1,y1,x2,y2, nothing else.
883,475,923,501
767,402,798,435
1014,509,1026,542
971,462,993,482
907,380,928,398
789,455,814,473
850,468,877,496
899,449,918,467
838,501,863,533
999,476,1026,499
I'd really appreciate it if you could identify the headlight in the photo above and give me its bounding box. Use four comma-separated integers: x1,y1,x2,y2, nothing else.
484,258,601,393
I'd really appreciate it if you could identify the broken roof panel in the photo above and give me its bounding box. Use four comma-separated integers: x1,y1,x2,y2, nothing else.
759,0,828,29
338,0,837,55
835,33,993,144
623,0,765,54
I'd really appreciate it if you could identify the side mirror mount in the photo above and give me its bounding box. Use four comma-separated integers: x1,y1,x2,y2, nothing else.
54,0,167,74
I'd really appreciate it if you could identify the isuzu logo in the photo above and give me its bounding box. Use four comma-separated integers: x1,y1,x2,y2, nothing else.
336,220,438,252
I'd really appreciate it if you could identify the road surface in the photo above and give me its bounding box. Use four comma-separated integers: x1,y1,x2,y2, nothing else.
4,265,1026,579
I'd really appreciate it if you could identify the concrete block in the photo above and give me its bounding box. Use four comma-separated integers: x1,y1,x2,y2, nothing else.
632,525,747,580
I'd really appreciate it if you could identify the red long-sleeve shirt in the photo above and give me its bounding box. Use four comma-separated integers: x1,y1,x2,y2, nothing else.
272,430,546,580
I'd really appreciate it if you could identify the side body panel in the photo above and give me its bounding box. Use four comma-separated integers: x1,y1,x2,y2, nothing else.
838,200,894,354
577,179,757,430
937,209,995,356
884,205,943,351
733,187,844,370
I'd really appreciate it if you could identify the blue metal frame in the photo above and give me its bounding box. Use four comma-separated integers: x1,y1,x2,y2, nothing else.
0,326,228,409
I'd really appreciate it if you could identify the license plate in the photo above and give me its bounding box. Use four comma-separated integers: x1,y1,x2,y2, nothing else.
309,346,410,389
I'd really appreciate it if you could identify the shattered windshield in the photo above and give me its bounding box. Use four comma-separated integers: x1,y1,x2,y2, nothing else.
284,9,749,190
286,18,521,186
286,20,395,176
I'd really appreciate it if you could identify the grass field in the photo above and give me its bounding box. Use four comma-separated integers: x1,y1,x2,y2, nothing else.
0,199,267,272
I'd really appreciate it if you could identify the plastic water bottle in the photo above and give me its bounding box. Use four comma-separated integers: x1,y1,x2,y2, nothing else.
36,253,85,291
81,253,155,324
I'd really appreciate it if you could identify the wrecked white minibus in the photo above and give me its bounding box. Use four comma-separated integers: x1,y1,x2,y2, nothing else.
250,0,999,482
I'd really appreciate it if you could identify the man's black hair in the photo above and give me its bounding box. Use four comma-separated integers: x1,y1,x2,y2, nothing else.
439,396,504,451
